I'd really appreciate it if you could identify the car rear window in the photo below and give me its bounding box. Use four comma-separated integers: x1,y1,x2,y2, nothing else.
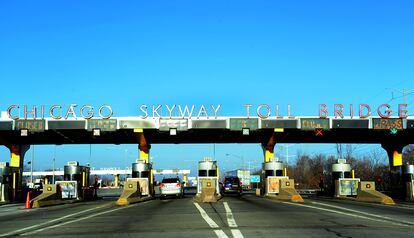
162,178,180,183
224,177,239,184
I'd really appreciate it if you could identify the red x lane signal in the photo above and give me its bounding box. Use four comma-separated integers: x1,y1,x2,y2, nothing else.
315,128,324,136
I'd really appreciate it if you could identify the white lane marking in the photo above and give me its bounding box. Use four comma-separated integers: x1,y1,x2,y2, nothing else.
281,202,411,228
223,202,238,228
22,204,137,236
193,203,219,228
0,205,108,237
231,229,244,238
214,229,230,238
310,201,414,226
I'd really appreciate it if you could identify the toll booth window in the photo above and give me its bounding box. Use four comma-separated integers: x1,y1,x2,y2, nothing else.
344,172,351,178
208,170,217,177
265,170,275,177
198,170,207,176
332,172,342,180
276,170,283,176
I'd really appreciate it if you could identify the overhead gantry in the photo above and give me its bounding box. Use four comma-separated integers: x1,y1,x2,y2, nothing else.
0,116,413,201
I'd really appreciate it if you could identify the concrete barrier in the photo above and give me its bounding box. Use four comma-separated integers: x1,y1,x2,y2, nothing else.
356,181,395,205
406,181,414,202
31,184,70,208
193,178,221,203
116,180,144,206
266,179,304,203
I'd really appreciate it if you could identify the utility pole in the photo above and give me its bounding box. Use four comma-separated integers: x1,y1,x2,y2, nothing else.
31,145,34,184
281,144,295,165
53,145,56,184
389,88,414,104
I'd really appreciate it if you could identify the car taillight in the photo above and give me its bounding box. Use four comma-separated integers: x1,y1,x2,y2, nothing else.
176,183,181,187
160,183,165,188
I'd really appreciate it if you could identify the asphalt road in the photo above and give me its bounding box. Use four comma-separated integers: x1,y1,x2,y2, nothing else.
0,194,413,238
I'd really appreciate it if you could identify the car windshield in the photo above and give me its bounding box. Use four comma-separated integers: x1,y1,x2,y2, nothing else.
162,178,180,183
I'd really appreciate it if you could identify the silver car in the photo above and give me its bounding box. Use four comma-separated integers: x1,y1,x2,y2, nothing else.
159,177,184,198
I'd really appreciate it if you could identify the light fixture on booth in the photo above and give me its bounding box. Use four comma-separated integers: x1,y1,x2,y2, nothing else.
170,128,177,136
21,129,28,136
93,128,101,136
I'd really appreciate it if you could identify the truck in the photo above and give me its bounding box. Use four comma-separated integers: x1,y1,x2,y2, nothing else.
223,170,251,190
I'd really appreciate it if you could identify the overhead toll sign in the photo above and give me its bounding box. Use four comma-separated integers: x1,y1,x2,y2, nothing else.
192,119,227,129
261,119,297,129
332,119,369,129
159,119,188,131
230,118,258,130
300,118,329,130
119,119,157,129
373,118,403,130
0,122,12,130
48,121,85,130
250,175,260,183
15,120,45,132
87,119,117,131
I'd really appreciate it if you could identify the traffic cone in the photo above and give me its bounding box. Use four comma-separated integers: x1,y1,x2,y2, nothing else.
25,191,31,209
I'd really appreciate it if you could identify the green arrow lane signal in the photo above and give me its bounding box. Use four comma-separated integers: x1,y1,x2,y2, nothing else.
390,128,398,135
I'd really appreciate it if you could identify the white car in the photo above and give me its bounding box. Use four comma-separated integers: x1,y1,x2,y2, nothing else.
160,177,184,198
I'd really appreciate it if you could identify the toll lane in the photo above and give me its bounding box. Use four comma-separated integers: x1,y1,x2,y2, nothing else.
0,195,413,237
23,196,215,237
0,199,117,237
306,197,414,226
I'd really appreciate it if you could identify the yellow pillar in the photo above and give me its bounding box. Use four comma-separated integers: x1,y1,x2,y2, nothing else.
10,145,29,167
44,177,49,185
139,149,149,163
284,167,288,177
9,145,29,202
262,133,277,163
392,151,403,166
114,174,119,187
351,169,355,179
183,174,188,187
264,149,274,163
82,171,86,187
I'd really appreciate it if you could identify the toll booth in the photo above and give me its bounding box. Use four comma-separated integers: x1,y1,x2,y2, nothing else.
127,159,152,196
0,162,21,203
60,161,90,199
331,159,359,197
262,159,287,196
0,162,10,203
197,157,219,194
404,164,414,201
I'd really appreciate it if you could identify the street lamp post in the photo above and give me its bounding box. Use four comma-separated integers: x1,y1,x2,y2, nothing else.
31,145,34,184
53,145,56,184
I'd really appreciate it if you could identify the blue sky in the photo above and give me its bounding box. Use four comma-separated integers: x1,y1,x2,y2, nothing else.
0,1,413,175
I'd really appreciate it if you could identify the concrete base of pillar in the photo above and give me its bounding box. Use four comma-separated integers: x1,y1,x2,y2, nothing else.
355,181,395,205
31,184,74,208
116,180,151,206
265,179,304,203
193,188,222,203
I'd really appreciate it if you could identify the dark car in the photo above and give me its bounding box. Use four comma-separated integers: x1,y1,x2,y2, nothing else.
221,176,242,196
